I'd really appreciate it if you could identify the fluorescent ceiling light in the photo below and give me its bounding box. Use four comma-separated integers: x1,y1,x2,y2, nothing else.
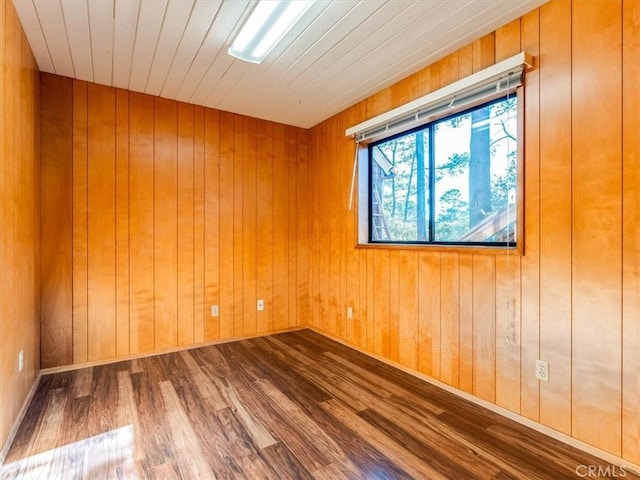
229,0,313,64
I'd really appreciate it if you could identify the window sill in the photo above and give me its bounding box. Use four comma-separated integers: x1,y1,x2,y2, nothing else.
355,242,522,256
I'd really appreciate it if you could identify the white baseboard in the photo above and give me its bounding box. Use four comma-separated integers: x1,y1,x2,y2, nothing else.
306,326,640,476
0,372,42,466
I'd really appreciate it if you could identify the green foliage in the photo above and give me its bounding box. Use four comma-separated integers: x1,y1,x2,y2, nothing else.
372,97,518,242
435,189,468,240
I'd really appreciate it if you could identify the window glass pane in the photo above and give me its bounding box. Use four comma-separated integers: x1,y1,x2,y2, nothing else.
370,131,429,242
368,95,518,246
433,97,518,242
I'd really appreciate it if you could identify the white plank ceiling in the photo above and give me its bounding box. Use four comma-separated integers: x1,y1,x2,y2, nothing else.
13,0,547,128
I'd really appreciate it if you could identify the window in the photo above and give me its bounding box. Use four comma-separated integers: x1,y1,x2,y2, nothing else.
368,95,519,247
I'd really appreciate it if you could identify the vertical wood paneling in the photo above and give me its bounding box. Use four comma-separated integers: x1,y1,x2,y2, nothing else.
256,119,274,333
519,8,541,422
472,255,496,403
300,0,638,466
287,127,298,329
398,252,418,370
495,255,521,413
439,52,458,87
296,129,310,334
87,83,116,360
440,254,460,388
232,115,243,337
204,109,220,341
177,103,195,346
571,0,622,455
42,84,307,368
243,117,257,336
495,19,521,61
328,117,341,337
538,0,572,434
418,253,440,378
36,0,640,466
129,92,155,354
458,253,474,394
273,123,289,330
373,251,390,358
388,251,399,362
1,3,6,445
473,32,496,71
115,89,130,357
458,45,473,78
193,106,206,343
1,0,39,450
310,123,321,330
40,74,73,368
366,251,375,352
494,14,522,416
622,0,640,464
318,122,330,334
218,111,234,338
344,107,359,347
72,80,89,363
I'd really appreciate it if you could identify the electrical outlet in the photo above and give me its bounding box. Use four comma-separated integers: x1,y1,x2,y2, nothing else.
211,305,219,317
257,299,264,311
346,306,353,319
535,359,549,382
18,350,24,373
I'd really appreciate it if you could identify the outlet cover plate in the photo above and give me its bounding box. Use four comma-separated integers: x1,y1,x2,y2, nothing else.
535,359,549,382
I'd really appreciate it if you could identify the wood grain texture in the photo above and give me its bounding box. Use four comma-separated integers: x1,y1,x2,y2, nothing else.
397,252,418,371
115,89,130,357
242,116,257,336
129,92,155,354
295,129,310,334
440,253,460,388
87,83,117,361
232,114,243,338
31,0,640,467
307,0,638,465
273,123,289,331
287,126,299,330
4,330,632,480
538,0,571,435
218,111,234,339
177,102,195,346
40,74,73,368
154,97,178,350
72,80,89,364
39,80,308,368
571,0,622,455
1,0,39,455
519,6,541,424
623,0,640,464
193,106,206,344
256,120,274,333
472,255,496,403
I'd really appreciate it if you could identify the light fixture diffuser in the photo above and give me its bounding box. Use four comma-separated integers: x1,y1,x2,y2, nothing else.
229,0,312,64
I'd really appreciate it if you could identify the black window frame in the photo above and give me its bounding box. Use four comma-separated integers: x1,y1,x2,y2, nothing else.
367,94,519,248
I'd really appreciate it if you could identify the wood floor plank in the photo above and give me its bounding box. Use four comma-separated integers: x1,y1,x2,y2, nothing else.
3,330,636,480
159,381,214,478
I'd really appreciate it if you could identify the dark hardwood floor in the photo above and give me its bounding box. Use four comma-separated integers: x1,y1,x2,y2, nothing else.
2,329,635,479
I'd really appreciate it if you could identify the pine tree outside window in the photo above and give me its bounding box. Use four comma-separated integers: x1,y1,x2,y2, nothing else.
368,96,518,247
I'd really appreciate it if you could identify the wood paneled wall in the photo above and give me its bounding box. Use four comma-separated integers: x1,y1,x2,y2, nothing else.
40,77,310,368
0,0,39,455
308,0,640,464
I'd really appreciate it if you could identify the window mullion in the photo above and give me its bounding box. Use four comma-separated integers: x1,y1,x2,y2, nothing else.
428,124,435,242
